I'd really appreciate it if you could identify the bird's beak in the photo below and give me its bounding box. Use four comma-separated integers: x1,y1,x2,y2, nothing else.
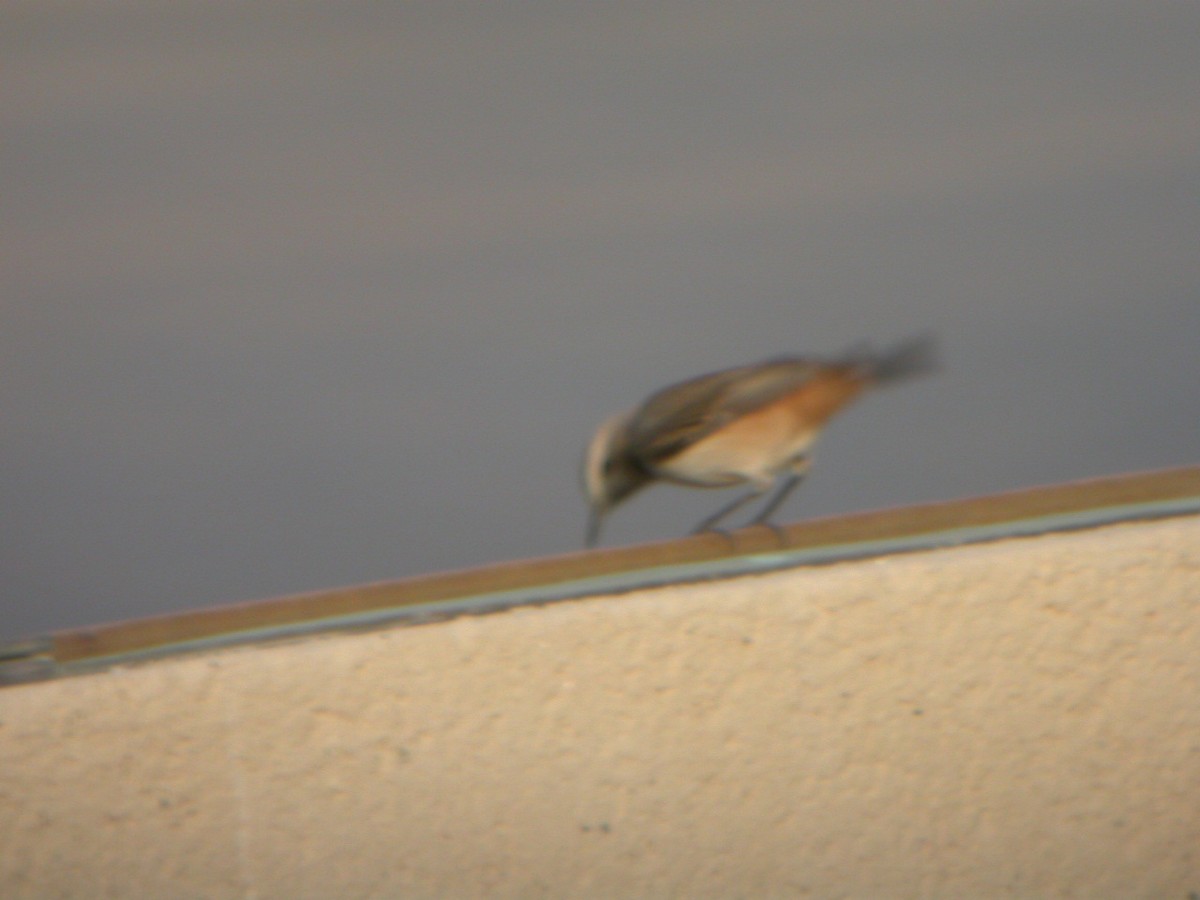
585,507,605,548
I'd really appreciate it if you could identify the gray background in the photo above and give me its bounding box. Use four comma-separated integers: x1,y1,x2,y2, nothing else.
5,4,1198,641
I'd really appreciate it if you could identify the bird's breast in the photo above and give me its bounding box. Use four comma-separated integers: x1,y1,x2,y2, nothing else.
650,372,866,487
652,402,814,487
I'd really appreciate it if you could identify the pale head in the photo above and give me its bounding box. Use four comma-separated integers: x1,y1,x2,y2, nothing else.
581,411,652,546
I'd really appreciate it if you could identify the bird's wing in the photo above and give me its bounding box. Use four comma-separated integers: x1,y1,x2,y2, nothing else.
626,359,820,466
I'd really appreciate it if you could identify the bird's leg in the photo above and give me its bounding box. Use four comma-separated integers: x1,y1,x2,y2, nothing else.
740,475,801,545
690,487,765,535
750,473,804,525
749,455,811,533
691,455,811,537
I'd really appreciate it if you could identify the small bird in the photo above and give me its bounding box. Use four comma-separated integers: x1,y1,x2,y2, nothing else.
582,335,937,546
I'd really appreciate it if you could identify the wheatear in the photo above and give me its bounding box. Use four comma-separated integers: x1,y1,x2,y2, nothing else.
582,335,937,546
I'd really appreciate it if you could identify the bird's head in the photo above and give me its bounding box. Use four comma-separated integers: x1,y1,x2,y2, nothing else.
581,411,654,547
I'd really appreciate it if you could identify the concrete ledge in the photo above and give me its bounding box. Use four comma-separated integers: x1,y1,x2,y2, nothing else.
1,472,1198,897
4,465,1199,679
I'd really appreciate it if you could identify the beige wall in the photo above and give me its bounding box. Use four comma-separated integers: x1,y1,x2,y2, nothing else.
2,514,1198,898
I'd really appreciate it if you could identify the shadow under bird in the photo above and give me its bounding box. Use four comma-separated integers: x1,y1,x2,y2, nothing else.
582,335,938,546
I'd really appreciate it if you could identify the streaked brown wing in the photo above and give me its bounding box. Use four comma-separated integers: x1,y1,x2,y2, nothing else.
626,358,820,466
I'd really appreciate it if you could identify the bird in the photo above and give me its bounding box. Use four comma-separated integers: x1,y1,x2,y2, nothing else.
581,335,937,546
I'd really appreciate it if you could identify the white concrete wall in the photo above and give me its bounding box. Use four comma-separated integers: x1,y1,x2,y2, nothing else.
2,514,1198,898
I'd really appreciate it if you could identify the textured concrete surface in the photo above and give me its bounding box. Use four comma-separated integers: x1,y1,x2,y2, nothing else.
2,515,1198,899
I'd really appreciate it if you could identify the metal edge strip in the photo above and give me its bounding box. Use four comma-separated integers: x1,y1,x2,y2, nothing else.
5,489,1197,684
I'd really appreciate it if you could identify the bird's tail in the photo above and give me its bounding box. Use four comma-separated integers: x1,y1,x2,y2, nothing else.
843,334,939,385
